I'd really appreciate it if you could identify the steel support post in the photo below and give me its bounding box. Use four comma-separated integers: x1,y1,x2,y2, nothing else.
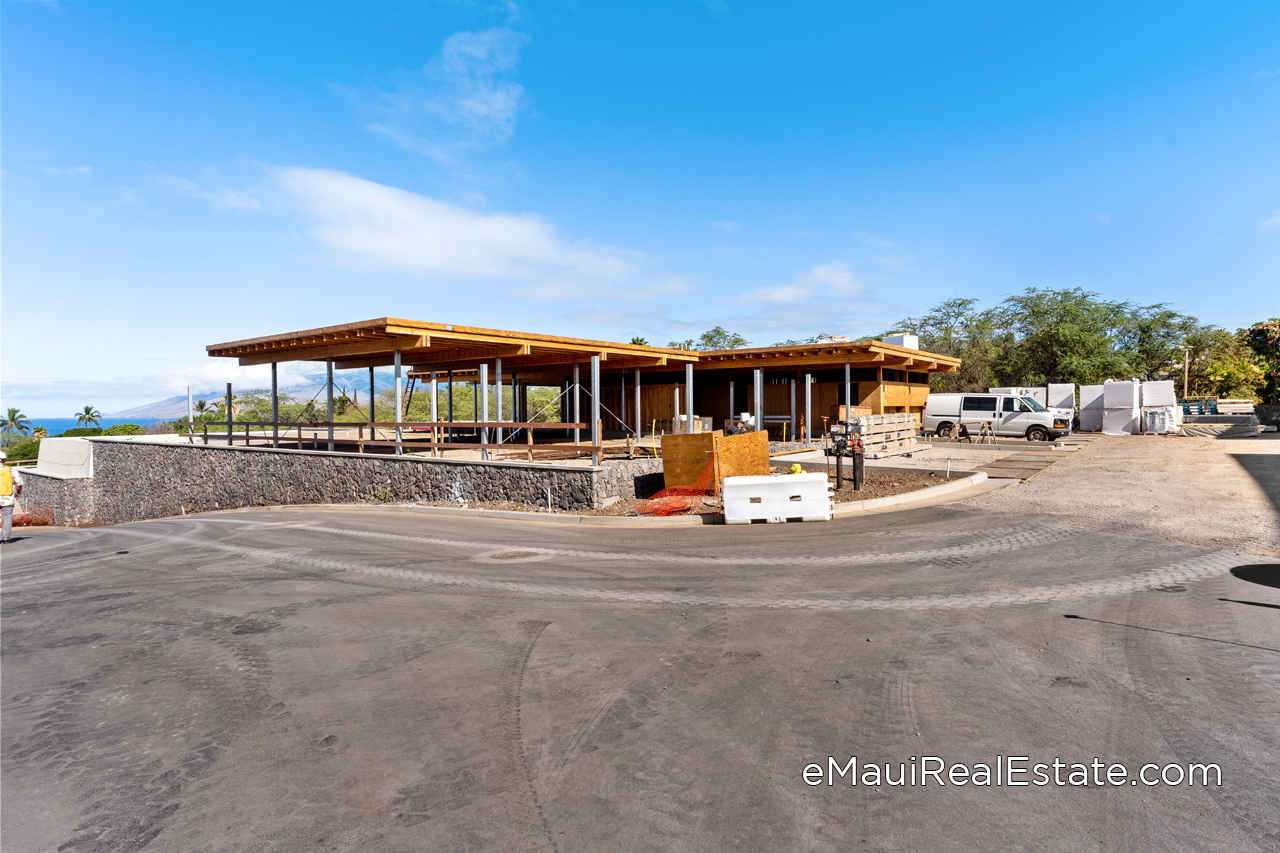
844,361,852,424
804,373,812,441
430,371,438,457
368,365,375,427
326,358,335,451
729,380,734,423
495,357,504,446
634,367,641,438
590,356,601,466
394,350,403,455
753,369,764,434
271,364,278,448
225,383,233,446
790,378,796,440
685,363,694,434
187,385,194,436
479,363,490,461
447,369,453,443
573,362,581,446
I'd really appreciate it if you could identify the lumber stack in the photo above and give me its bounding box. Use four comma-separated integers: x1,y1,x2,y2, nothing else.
846,412,920,458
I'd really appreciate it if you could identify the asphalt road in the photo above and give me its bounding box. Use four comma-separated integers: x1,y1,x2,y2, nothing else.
2,504,1278,852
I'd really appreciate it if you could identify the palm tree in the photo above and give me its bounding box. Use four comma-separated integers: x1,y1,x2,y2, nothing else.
76,406,102,428
2,408,31,435
193,399,209,415
630,336,650,346
32,426,49,438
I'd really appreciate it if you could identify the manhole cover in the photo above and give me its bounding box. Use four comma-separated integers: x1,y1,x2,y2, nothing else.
492,551,538,560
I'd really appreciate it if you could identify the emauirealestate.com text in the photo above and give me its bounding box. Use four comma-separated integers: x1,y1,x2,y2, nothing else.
804,756,1221,788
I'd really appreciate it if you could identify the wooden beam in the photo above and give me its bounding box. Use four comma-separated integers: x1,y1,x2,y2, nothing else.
236,334,428,366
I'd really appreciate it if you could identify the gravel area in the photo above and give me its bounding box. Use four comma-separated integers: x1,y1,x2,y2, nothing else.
957,433,1280,556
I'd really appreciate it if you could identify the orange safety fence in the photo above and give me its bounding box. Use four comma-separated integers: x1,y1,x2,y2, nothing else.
636,454,721,517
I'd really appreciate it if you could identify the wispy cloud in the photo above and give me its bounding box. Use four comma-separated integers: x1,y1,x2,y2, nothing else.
43,165,91,177
158,172,263,210
1261,210,1280,231
1254,69,1280,81
876,254,913,271
708,221,742,232
1093,213,1110,223
271,166,634,281
736,261,869,306
350,26,531,167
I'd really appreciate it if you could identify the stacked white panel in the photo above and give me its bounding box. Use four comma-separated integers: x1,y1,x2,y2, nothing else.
1047,384,1076,410
1103,409,1139,435
1078,385,1104,431
1103,380,1141,408
1141,380,1177,407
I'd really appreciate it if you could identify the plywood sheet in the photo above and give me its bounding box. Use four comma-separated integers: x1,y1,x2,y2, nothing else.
716,430,770,480
661,430,722,488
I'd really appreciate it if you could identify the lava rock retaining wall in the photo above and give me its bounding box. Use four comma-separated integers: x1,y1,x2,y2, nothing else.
16,470,96,526
30,441,665,525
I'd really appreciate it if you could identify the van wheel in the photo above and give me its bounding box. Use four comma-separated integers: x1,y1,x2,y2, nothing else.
936,423,954,439
1027,426,1049,442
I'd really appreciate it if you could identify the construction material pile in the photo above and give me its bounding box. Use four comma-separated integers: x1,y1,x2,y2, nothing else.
846,412,918,459
636,456,721,516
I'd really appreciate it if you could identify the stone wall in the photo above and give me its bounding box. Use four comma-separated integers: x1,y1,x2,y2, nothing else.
16,470,96,526
34,440,666,525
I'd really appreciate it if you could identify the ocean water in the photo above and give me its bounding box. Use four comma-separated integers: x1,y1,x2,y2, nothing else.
20,418,168,437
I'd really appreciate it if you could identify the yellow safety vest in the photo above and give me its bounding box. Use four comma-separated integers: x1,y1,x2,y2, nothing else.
0,467,12,496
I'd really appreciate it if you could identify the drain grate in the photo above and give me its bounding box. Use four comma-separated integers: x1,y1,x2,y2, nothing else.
491,551,538,560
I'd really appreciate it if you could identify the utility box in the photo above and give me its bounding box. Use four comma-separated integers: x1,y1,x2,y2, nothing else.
882,334,919,350
723,473,833,524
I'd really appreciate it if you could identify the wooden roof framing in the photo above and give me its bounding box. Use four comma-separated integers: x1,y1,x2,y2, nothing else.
207,318,958,375
206,317,699,371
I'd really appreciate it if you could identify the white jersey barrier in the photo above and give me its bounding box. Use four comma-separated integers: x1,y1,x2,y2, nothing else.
723,473,833,525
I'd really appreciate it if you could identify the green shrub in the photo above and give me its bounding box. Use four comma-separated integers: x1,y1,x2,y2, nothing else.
55,427,103,437
5,437,41,461
102,423,144,436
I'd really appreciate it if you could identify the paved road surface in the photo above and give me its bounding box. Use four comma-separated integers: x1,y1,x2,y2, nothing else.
3,504,1278,852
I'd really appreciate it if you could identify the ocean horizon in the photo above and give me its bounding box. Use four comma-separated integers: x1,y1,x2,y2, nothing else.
20,417,169,436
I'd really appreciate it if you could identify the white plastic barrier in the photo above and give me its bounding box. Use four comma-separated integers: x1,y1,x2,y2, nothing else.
723,473,833,524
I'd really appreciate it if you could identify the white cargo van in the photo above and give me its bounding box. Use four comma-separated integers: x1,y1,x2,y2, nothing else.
922,393,1071,441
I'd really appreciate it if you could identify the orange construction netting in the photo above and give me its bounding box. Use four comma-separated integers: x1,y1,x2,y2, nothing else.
636,455,721,517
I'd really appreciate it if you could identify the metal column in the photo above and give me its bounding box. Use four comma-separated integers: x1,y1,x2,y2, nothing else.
479,363,490,461
804,373,812,441
621,373,626,434
225,383,233,446
634,367,641,438
573,362,581,446
729,380,734,423
368,366,376,426
590,356,601,466
394,350,403,455
430,371,439,457
685,363,694,434
789,379,796,440
753,369,764,434
326,357,335,451
447,369,453,443
844,361,851,424
187,385,194,436
271,364,278,448
495,357,504,447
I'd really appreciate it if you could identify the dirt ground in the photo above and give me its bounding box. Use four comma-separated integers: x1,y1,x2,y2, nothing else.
958,433,1280,556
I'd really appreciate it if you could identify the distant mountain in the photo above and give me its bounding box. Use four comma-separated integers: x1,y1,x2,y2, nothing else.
107,394,222,419
105,381,369,420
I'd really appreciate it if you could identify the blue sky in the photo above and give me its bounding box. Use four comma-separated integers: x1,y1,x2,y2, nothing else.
3,1,1278,416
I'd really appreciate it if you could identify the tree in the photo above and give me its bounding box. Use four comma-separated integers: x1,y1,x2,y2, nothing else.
193,399,209,415
32,426,49,438
76,406,102,428
1184,328,1264,400
995,288,1131,385
891,297,1013,392
695,326,750,351
1243,318,1280,404
667,338,695,350
629,336,650,346
2,408,31,436
1118,305,1198,381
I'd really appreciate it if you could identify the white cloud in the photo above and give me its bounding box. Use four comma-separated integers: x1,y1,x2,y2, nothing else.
708,221,742,232
43,165,91,177
1094,213,1110,223
355,26,531,166
272,166,635,281
1260,211,1280,231
876,254,913,271
157,173,263,210
736,261,868,305
1255,69,1280,80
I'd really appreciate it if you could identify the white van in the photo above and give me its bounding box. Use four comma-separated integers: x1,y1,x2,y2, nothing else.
922,393,1071,442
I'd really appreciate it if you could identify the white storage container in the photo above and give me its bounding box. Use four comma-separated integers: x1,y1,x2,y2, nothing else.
1141,380,1177,408
1047,384,1076,410
1103,408,1139,435
1103,380,1140,409
723,473,833,524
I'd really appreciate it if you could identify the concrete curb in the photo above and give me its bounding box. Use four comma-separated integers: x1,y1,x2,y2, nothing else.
831,471,989,517
139,471,990,528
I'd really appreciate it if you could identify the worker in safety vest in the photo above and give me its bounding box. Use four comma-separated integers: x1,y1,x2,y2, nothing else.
0,452,23,543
